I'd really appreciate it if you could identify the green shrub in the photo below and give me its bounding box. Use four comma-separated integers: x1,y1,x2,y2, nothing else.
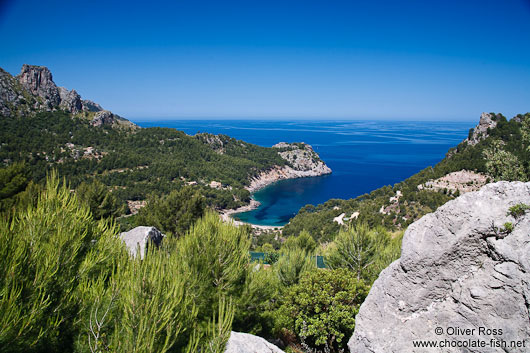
507,203,530,219
174,212,251,323
274,248,316,287
274,269,369,352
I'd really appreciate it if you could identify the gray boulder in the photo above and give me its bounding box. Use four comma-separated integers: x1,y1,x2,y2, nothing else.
120,226,165,259
349,181,530,353
225,332,284,353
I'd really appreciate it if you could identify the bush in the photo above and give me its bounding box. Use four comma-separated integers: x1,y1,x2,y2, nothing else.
274,269,369,352
274,248,316,287
326,224,402,283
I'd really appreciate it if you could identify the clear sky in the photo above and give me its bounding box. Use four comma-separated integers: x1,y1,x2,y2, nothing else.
1,0,529,120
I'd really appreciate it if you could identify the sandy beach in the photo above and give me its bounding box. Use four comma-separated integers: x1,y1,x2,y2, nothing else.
219,199,283,230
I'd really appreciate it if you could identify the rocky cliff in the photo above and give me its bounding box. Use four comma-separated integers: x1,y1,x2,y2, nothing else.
465,112,501,146
247,142,332,192
349,181,530,353
0,64,135,128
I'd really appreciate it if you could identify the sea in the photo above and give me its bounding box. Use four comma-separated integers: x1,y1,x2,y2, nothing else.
135,120,474,227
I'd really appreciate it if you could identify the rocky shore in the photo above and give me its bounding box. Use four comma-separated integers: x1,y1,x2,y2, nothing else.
221,142,332,227
246,142,332,193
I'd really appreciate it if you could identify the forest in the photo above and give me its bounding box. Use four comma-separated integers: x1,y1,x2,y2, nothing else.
0,111,529,352
0,110,287,212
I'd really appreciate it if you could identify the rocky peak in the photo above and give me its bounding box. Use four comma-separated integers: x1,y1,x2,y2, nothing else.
58,86,83,113
17,64,61,109
0,64,108,117
349,181,530,353
465,112,501,146
0,64,137,128
81,99,103,112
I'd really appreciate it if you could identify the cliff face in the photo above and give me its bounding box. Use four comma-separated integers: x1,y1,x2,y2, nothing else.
0,64,135,128
349,181,530,353
465,112,501,146
247,142,332,192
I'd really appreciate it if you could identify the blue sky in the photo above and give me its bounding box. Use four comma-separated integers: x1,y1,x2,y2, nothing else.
1,0,529,120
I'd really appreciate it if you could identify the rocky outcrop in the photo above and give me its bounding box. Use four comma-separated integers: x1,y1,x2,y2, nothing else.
58,86,83,113
349,181,530,353
90,110,116,127
120,226,165,259
15,64,104,115
247,143,332,192
196,133,226,154
17,64,62,110
0,67,44,117
0,64,136,129
81,99,104,112
225,332,284,353
465,112,501,146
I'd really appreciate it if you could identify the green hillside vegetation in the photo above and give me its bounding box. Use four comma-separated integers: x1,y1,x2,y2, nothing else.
283,113,530,241
0,110,287,214
1,107,527,352
0,174,400,353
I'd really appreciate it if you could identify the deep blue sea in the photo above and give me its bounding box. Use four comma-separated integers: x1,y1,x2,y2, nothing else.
135,120,474,226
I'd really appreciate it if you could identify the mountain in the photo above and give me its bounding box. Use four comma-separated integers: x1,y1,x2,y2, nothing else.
0,65,331,216
0,64,134,128
349,181,530,352
283,112,530,241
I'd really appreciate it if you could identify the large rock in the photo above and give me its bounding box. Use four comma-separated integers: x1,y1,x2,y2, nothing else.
349,181,530,353
120,226,165,259
225,332,284,353
17,64,62,110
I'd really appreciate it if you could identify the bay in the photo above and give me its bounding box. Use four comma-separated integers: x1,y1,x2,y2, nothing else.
135,120,474,226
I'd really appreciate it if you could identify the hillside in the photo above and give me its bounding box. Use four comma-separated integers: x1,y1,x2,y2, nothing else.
0,65,331,215
283,112,530,241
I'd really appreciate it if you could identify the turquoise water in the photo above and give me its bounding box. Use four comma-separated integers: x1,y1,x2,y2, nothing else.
136,120,474,226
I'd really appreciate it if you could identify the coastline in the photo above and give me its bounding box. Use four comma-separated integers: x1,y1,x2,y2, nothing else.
246,164,332,193
219,143,332,229
219,199,283,230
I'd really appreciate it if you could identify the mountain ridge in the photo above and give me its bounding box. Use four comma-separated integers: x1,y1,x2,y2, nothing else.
0,64,135,129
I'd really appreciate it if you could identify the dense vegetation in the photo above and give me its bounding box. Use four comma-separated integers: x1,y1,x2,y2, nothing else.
2,109,528,352
284,113,530,241
0,110,287,212
0,174,401,352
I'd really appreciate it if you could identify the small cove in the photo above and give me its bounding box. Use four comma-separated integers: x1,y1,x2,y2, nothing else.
136,119,474,227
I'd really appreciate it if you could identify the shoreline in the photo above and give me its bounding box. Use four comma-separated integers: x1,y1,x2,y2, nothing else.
219,199,284,230
245,164,332,194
